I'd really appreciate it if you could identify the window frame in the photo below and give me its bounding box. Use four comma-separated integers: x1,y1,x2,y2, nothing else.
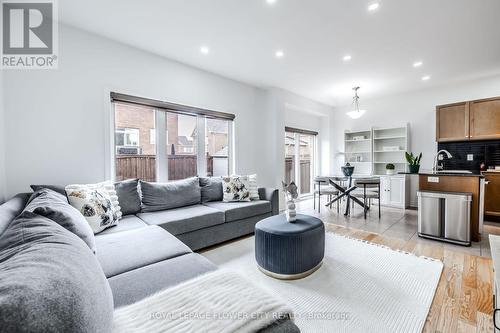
110,93,234,182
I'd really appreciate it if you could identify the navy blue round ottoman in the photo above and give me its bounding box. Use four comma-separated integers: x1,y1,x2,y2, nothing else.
255,214,325,280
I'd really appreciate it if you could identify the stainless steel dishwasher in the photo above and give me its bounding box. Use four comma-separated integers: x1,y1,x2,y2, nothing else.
417,190,472,246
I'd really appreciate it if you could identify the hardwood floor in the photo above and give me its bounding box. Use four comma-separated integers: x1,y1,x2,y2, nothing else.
296,198,495,332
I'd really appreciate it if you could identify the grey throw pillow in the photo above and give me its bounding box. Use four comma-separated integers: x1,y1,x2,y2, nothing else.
24,189,96,253
199,177,223,202
140,177,201,212
30,184,67,196
0,193,30,236
0,211,114,333
115,178,141,216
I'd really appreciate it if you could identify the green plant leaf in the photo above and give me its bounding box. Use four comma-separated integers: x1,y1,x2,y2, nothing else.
405,152,412,164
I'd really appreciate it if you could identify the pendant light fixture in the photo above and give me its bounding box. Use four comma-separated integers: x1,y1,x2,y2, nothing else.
346,86,366,119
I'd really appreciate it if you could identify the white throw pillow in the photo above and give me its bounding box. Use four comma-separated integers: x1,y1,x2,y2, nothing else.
248,174,259,200
65,182,122,234
222,176,251,202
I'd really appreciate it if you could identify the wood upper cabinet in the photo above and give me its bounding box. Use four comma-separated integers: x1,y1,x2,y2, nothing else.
470,97,500,140
436,102,469,142
436,96,500,142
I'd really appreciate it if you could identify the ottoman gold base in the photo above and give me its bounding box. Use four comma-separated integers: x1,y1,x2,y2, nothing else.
257,261,322,280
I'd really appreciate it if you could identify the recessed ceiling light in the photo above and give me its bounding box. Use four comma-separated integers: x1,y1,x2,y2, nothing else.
200,46,209,55
275,50,284,58
343,55,352,61
422,75,431,81
413,61,423,68
368,2,380,11
266,0,277,4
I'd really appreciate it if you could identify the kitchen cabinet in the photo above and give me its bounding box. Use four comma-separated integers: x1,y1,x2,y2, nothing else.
436,96,500,142
484,172,500,218
436,102,469,142
419,174,482,242
380,175,409,208
470,97,500,140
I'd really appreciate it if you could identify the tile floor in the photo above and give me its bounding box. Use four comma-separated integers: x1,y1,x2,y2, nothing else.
294,197,499,257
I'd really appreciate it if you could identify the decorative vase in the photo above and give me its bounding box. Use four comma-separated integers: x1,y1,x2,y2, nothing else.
286,199,297,222
409,165,420,173
341,162,355,177
386,169,396,175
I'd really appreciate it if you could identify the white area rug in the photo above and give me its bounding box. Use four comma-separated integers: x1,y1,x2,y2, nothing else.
202,233,443,333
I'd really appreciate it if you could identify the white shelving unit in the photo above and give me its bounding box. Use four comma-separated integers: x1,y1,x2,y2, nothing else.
344,129,373,175
342,125,411,209
372,125,410,175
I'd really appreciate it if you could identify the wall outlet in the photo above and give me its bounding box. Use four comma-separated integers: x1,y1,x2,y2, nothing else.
467,154,473,161
438,155,444,160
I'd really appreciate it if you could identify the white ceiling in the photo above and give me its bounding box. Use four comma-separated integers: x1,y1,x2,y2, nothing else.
59,0,500,106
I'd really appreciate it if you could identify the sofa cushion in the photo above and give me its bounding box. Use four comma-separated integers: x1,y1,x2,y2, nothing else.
30,184,67,196
108,253,217,307
140,177,201,212
95,225,191,278
0,211,113,333
66,184,122,234
137,204,225,235
199,177,223,202
203,200,272,222
114,178,141,216
222,176,251,202
24,189,96,252
0,193,30,236
97,215,147,235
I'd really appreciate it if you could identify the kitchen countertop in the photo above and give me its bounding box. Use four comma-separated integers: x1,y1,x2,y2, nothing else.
398,171,484,177
418,172,484,177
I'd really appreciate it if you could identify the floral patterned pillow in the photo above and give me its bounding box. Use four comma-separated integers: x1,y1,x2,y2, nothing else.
65,183,122,234
222,176,251,202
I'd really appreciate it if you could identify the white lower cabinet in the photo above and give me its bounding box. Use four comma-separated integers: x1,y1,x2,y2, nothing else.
379,175,409,208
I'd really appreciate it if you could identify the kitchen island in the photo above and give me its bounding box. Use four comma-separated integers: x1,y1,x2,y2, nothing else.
418,172,484,242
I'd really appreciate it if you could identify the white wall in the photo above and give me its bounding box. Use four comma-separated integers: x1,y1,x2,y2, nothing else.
267,88,333,186
283,97,331,178
2,25,281,197
331,75,500,173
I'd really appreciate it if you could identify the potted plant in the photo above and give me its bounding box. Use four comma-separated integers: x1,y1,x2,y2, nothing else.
405,152,422,173
385,163,396,175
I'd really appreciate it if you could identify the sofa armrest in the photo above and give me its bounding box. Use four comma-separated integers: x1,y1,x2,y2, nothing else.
258,188,279,215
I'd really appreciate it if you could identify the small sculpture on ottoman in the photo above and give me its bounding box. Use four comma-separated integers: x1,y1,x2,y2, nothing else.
282,181,298,222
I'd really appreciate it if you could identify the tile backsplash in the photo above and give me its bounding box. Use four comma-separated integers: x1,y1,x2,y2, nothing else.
438,139,500,173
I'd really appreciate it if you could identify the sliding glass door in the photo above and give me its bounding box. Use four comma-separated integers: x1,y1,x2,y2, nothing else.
284,128,316,196
299,134,314,194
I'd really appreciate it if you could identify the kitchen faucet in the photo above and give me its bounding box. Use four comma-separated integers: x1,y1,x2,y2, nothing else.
432,150,452,173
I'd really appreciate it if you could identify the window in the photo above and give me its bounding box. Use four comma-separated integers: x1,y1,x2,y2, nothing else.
114,103,156,181
111,93,234,182
166,113,198,180
206,118,229,177
115,128,140,147
284,127,317,196
284,131,296,184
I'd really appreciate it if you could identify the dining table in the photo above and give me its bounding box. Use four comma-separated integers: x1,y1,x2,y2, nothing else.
314,175,381,218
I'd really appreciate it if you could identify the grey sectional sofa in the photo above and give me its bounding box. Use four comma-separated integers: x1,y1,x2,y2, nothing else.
0,178,299,332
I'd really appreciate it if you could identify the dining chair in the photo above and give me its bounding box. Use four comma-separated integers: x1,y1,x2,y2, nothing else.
313,177,340,213
351,179,381,219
